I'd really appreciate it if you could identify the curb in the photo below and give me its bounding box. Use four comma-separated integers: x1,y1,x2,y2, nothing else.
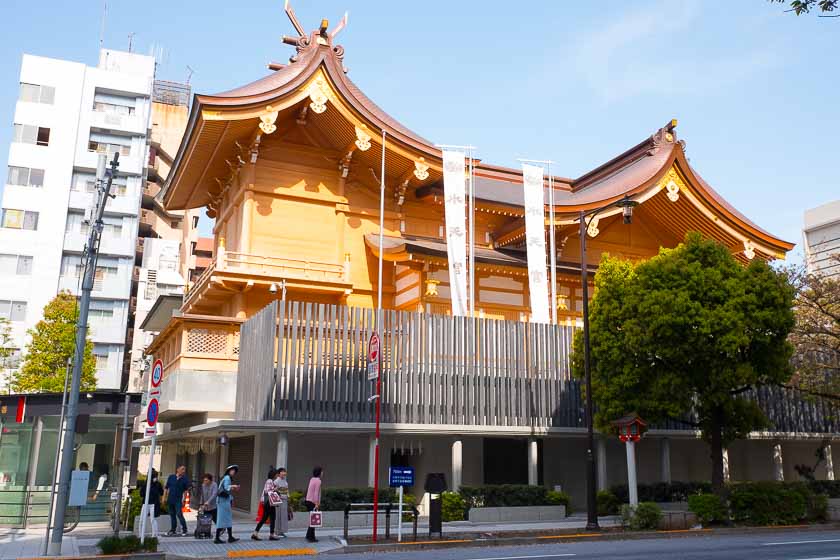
332,522,840,554
227,548,318,558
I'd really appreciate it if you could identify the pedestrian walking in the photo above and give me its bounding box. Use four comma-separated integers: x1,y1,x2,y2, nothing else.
273,467,291,538
304,466,322,543
199,473,218,524
139,469,163,537
252,467,280,541
164,465,191,536
214,464,241,544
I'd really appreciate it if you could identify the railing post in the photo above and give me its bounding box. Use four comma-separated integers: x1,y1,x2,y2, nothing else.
344,504,350,541
385,503,391,540
412,506,418,541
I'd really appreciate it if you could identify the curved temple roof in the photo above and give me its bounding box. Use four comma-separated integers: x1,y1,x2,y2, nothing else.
161,18,794,259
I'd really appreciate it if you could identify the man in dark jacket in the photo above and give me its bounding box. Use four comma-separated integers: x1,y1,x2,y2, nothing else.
164,465,191,536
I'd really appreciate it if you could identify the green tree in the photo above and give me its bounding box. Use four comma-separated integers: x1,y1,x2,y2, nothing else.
770,0,838,16
0,318,16,394
572,233,795,494
788,255,840,399
13,292,97,393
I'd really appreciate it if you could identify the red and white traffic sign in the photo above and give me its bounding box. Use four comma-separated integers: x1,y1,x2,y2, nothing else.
367,332,380,380
151,359,163,388
146,398,159,427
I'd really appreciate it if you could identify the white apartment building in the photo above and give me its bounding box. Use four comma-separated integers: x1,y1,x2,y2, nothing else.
0,49,155,390
803,200,840,279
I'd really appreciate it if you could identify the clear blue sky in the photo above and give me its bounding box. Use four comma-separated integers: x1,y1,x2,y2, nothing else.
1,1,837,261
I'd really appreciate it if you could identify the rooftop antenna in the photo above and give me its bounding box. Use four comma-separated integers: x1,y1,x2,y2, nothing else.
127,32,135,53
185,65,195,85
99,0,107,49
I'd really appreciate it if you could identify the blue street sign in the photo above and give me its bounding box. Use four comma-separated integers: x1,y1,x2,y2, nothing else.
389,466,415,487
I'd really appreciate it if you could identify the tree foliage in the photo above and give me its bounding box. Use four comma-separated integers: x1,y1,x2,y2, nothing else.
572,233,795,493
788,256,840,399
0,318,15,394
770,0,839,16
13,292,97,393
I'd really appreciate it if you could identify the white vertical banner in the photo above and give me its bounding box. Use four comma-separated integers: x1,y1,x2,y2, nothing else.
522,163,550,323
442,150,468,316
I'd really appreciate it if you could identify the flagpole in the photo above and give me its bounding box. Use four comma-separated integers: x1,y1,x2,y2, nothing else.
372,130,386,543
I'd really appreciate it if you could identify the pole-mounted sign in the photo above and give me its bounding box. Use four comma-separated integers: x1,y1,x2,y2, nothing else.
367,333,380,380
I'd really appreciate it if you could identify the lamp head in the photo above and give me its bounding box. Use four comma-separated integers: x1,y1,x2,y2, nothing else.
618,196,639,224
269,283,278,294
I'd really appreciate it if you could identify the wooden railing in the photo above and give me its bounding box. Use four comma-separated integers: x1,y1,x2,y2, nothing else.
224,251,346,283
154,318,240,380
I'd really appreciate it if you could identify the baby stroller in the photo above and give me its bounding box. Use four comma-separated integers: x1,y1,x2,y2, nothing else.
194,507,213,539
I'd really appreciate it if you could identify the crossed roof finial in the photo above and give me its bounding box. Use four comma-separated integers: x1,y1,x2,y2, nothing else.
283,0,348,41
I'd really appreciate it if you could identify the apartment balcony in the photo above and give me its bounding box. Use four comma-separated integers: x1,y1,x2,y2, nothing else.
89,109,145,136
68,188,139,216
63,231,135,258
145,314,242,421
183,248,352,314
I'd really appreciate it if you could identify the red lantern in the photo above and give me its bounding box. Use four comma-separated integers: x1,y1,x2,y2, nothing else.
610,413,647,443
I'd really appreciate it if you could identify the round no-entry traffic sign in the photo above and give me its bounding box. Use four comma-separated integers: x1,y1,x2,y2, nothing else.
146,398,159,427
368,333,380,363
151,359,163,388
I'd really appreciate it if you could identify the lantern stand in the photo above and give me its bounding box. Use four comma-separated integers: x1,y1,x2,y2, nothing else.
610,413,647,507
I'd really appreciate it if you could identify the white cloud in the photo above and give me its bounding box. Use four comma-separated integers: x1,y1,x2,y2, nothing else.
568,0,782,103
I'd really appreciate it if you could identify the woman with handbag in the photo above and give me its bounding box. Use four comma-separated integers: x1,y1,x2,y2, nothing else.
304,466,323,543
272,467,291,538
252,467,280,541
214,465,240,544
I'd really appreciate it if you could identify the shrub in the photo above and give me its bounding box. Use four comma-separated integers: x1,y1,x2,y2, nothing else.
122,488,143,530
289,490,305,512
97,535,157,554
728,482,807,526
313,487,419,513
808,493,829,522
441,491,466,521
687,493,728,526
597,490,620,516
546,490,571,514
808,480,840,499
459,485,550,508
620,502,662,531
610,481,712,503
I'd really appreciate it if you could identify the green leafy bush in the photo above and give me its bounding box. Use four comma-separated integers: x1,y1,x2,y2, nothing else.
728,482,807,525
687,493,728,526
620,502,662,530
459,485,552,508
808,480,840,498
121,488,143,530
441,491,466,521
808,493,829,522
289,490,305,512
97,535,157,554
546,490,571,514
597,490,620,516
611,481,712,503
315,487,418,512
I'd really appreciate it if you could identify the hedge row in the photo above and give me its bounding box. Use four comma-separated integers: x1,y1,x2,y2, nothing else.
610,479,840,504
687,482,829,526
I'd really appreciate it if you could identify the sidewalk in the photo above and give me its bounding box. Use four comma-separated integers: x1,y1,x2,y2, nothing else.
0,514,622,559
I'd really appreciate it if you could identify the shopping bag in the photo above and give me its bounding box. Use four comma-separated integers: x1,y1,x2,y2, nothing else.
256,500,264,521
309,511,322,528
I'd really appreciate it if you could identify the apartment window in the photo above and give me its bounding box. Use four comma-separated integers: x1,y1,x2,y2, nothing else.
74,175,127,196
19,83,55,104
0,300,27,322
94,353,109,370
92,91,136,115
1,348,22,368
1,209,38,230
7,166,45,187
88,141,130,157
13,124,50,146
190,241,197,255
192,216,199,229
89,300,115,319
0,254,33,275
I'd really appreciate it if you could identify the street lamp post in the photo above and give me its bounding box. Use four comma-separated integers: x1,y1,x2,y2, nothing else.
579,195,638,531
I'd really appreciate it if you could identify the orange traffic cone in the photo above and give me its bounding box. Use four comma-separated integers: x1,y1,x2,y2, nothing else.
182,492,192,513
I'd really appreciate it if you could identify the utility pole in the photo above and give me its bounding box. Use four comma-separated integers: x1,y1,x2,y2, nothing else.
112,393,131,536
47,152,119,555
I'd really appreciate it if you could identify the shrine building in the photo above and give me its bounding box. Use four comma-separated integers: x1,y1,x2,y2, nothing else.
136,8,837,515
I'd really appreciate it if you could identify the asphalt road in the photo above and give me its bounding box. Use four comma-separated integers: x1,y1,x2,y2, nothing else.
338,529,840,560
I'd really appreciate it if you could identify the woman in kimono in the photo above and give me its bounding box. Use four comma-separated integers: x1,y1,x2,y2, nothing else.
214,465,240,544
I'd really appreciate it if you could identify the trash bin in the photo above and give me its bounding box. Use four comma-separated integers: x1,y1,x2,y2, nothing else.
424,473,447,537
